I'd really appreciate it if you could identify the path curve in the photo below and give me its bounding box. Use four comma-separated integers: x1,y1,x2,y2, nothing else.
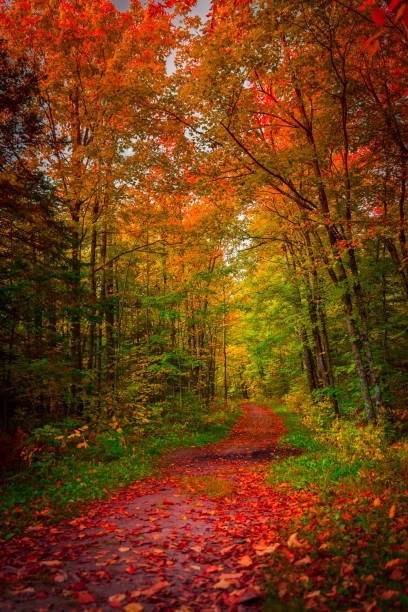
0,403,300,612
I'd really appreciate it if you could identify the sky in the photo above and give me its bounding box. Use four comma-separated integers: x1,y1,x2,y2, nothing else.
112,0,211,19
112,0,212,72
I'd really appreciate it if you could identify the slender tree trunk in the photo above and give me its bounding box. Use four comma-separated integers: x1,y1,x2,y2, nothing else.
222,285,228,405
87,199,99,371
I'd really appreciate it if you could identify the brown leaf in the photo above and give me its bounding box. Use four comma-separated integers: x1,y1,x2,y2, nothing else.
255,542,280,556
54,571,68,583
214,578,231,589
287,532,304,549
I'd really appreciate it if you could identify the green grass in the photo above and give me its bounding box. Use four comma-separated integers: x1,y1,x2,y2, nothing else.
260,397,408,611
0,401,242,540
264,401,367,491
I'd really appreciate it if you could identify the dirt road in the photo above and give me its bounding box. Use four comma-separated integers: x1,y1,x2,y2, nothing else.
0,403,299,611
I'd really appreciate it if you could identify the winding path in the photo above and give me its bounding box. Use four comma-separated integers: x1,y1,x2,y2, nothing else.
0,403,300,611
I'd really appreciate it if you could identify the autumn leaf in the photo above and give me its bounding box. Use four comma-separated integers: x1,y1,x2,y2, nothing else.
287,532,305,549
142,581,169,597
124,604,144,612
238,555,253,567
388,504,396,519
214,578,231,589
73,591,96,604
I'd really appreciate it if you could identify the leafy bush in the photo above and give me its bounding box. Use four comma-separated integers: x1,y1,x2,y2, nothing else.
267,392,403,493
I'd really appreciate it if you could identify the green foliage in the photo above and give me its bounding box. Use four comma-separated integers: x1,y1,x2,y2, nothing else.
266,393,406,495
0,397,241,540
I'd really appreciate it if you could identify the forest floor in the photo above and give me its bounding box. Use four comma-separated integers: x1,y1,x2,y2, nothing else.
0,403,407,612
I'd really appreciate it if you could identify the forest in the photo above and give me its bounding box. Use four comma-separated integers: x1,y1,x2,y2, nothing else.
0,0,408,610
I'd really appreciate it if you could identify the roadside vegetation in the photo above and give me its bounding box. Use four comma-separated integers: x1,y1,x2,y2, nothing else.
0,398,241,540
263,390,408,611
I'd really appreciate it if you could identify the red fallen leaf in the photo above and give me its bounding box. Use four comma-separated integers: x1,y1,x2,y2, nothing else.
142,580,169,597
36,591,47,599
125,564,137,575
381,590,399,599
94,570,111,580
162,499,175,505
390,569,404,581
384,558,405,569
109,593,126,607
204,565,219,573
71,580,87,591
73,591,96,604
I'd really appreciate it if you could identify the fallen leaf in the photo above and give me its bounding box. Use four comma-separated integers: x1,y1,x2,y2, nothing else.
255,542,280,556
287,532,305,548
238,555,252,567
54,571,68,583
73,591,96,604
373,497,381,507
305,590,321,599
214,578,231,589
109,593,126,604
191,545,202,553
389,504,396,519
40,560,62,568
125,564,137,575
381,590,399,599
385,558,405,569
390,569,404,581
124,604,144,612
295,556,312,566
142,581,169,597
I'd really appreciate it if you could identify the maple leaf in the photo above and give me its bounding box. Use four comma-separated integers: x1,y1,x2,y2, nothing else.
124,604,144,612
73,591,96,604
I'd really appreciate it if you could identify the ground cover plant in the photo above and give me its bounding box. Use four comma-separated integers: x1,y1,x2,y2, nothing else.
263,392,408,610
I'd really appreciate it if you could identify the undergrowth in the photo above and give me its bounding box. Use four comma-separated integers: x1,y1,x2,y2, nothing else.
0,397,242,540
262,391,408,611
